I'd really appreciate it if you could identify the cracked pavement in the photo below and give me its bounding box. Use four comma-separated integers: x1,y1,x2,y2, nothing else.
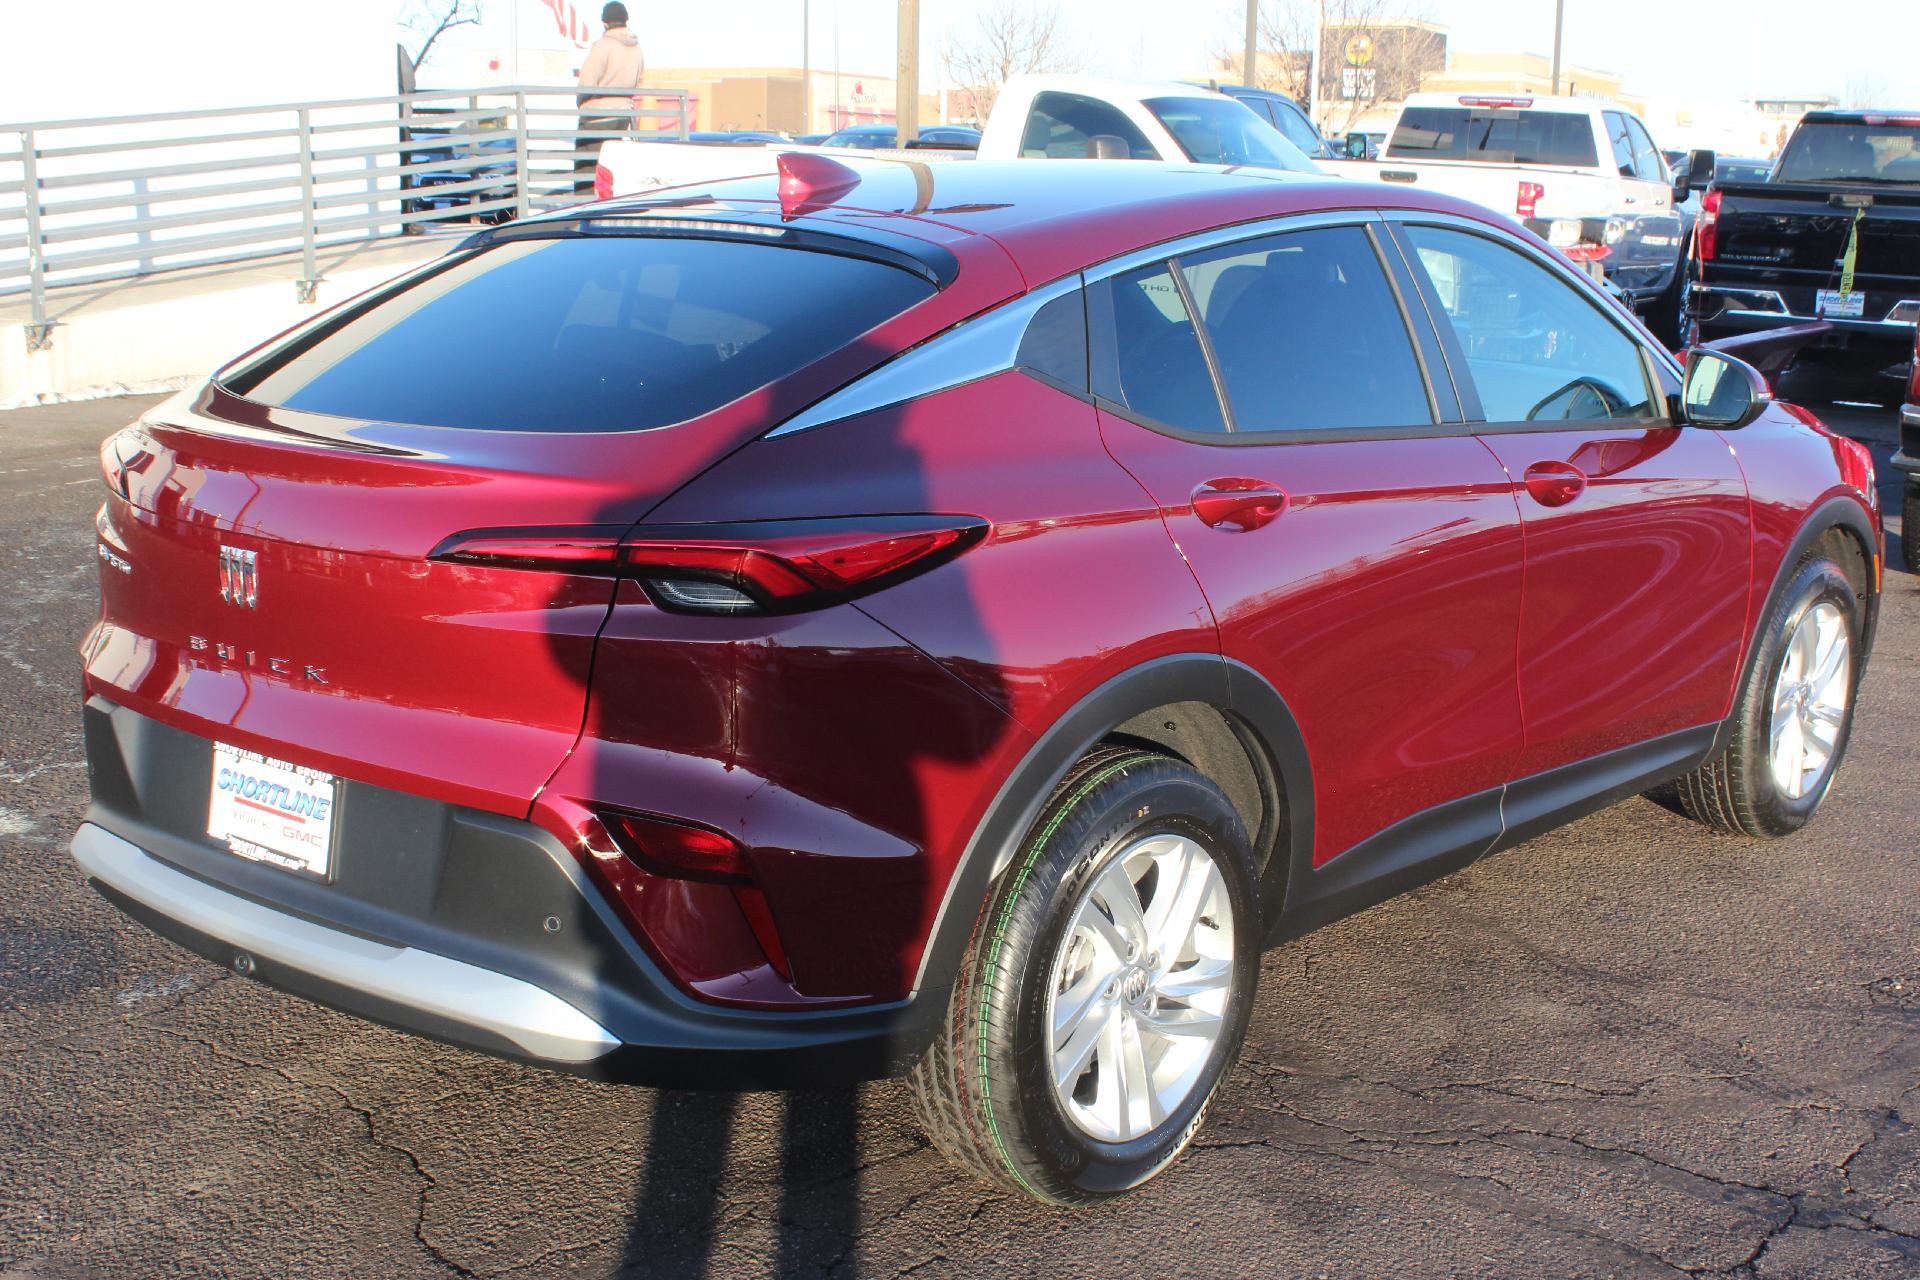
1,392,1916,1279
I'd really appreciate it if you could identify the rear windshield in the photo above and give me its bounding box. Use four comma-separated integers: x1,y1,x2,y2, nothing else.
1774,118,1920,185
1388,107,1599,168
221,236,935,432
1144,97,1318,172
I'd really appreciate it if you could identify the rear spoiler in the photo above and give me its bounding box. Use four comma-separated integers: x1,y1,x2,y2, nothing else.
1699,321,1834,382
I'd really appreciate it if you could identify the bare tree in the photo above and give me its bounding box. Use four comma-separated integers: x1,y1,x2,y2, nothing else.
1840,73,1890,109
1210,0,1441,134
940,1,1083,124
402,0,486,73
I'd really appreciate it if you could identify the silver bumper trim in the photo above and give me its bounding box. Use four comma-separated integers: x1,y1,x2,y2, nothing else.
71,823,620,1064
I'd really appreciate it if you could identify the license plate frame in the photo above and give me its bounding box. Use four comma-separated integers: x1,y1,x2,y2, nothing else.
1816,289,1866,319
207,743,338,880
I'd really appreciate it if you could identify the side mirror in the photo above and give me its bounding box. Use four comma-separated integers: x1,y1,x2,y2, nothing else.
1344,134,1368,159
1680,348,1771,429
1679,147,1716,204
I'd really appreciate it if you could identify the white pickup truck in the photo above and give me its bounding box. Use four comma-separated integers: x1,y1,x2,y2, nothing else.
592,74,1319,198
1327,93,1696,329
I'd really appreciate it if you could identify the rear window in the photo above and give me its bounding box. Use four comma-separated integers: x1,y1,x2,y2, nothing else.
1775,118,1920,184
1388,107,1599,168
222,236,935,433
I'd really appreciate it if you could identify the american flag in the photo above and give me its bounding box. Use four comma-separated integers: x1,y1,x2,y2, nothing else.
537,0,592,49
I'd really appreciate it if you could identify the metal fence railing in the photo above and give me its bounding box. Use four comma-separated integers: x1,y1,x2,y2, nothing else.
0,86,691,350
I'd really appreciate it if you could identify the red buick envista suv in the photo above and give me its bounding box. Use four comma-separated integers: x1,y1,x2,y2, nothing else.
74,157,1882,1203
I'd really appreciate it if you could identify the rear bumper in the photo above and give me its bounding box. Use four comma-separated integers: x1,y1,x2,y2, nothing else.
74,698,937,1087
74,822,620,1063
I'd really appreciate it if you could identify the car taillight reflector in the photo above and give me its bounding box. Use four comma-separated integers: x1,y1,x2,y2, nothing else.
1698,188,1722,262
429,517,988,614
600,810,751,883
1516,181,1545,218
593,162,613,201
595,810,793,979
1562,242,1611,263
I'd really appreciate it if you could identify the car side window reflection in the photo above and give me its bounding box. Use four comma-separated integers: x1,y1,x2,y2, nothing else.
1181,225,1433,432
1401,224,1659,425
1096,264,1228,433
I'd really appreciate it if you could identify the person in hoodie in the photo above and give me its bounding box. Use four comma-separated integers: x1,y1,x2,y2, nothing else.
575,2,646,190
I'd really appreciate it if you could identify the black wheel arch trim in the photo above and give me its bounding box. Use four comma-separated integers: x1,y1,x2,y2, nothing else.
907,653,1314,1025
1706,494,1879,759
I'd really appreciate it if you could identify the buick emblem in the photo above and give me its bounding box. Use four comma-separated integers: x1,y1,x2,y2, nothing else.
219,545,258,608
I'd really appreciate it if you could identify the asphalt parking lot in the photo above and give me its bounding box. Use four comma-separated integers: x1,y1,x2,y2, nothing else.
1,391,1915,1280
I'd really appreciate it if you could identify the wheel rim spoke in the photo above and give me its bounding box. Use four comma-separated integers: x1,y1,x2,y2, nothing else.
1153,956,1232,1000
1138,1004,1224,1041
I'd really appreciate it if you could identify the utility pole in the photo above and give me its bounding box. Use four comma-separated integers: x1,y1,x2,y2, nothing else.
1307,0,1324,127
897,0,920,143
1550,0,1565,94
802,0,811,135
1243,0,1258,87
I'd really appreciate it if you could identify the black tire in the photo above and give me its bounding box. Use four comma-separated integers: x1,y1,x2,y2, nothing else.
1674,553,1862,836
907,747,1261,1205
1901,484,1919,576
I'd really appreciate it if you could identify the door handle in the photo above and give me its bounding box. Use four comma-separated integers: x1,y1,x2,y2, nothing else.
1523,460,1588,508
1191,478,1288,531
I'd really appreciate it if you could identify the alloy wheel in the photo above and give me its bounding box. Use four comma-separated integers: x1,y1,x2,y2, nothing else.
1044,832,1236,1143
1769,600,1852,800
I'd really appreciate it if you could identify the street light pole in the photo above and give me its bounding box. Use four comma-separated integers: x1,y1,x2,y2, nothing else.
1243,0,1258,87
1550,0,1565,95
802,0,811,135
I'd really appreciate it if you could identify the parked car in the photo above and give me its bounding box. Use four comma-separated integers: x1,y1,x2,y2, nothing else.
1327,94,1697,334
1205,83,1342,159
688,130,789,145
794,132,832,146
78,158,1882,1205
905,125,982,150
819,124,898,149
1689,111,1920,395
596,75,1319,199
399,117,517,227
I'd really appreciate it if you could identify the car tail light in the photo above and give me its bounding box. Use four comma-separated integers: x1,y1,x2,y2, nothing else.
1563,242,1611,263
593,162,613,201
430,516,988,615
1698,188,1722,262
1516,181,1544,218
595,809,793,979
1460,95,1533,108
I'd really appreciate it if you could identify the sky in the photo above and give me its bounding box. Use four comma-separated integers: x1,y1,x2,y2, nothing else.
440,0,1920,104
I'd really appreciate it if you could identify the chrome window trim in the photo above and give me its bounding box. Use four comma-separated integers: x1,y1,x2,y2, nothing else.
1081,209,1379,285
764,273,1084,438
1380,207,1685,382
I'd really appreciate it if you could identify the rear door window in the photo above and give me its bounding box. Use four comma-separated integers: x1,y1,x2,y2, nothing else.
1389,107,1599,168
1603,111,1637,177
1091,264,1227,433
222,236,935,432
1400,224,1658,424
1623,116,1667,181
1180,225,1433,432
1019,92,1158,159
1271,99,1329,157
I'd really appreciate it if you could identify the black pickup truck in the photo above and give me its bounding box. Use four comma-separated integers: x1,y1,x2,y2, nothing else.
1690,111,1920,388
